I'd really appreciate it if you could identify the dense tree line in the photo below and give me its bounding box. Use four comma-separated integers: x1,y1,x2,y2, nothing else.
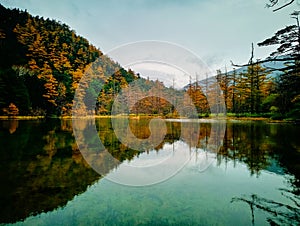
183,10,300,120
0,5,196,118
0,4,299,119
218,10,300,119
0,4,139,116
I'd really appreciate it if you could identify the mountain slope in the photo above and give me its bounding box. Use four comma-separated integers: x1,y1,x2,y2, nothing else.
0,4,137,116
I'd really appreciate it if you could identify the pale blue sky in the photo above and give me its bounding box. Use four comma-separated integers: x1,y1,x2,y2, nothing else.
1,0,299,72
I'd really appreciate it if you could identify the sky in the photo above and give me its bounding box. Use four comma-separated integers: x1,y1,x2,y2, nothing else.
1,0,299,86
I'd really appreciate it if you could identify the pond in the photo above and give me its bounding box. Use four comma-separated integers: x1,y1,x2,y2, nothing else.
0,118,299,225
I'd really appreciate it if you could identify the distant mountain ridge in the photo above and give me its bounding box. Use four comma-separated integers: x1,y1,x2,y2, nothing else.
183,57,289,91
230,56,289,77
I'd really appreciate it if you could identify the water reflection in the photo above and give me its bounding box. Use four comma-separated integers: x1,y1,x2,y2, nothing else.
0,119,100,224
219,122,300,186
0,119,299,225
2,119,19,134
231,192,300,226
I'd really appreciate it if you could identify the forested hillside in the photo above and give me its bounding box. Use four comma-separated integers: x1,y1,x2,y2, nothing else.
0,4,299,119
0,4,138,116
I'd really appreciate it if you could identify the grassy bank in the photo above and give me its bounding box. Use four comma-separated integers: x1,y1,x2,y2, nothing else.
0,116,45,120
0,113,298,124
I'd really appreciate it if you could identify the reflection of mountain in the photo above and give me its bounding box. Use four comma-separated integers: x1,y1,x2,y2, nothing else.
0,120,101,224
1,119,299,224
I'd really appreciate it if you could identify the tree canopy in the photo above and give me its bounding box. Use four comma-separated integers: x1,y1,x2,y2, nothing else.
0,4,138,116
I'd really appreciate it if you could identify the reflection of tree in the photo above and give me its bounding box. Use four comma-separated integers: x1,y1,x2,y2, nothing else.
0,118,203,224
269,124,300,196
1,119,299,224
231,191,300,225
2,119,19,134
225,123,300,225
0,119,100,224
96,118,142,160
217,123,275,175
216,122,300,203
181,121,200,147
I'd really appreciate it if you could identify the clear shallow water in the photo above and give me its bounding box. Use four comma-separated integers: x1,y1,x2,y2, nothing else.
0,119,299,225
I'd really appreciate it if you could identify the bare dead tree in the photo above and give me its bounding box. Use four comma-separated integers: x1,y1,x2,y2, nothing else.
266,0,296,12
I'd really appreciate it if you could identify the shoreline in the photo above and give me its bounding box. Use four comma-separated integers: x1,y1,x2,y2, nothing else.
0,116,45,120
0,115,298,123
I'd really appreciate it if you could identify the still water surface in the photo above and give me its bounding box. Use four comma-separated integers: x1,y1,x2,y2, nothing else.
0,118,299,225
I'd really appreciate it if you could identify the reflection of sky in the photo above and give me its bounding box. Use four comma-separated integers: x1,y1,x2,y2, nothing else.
106,135,222,186
17,152,292,225
107,141,192,186
126,142,176,167
126,141,216,171
2,0,295,72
